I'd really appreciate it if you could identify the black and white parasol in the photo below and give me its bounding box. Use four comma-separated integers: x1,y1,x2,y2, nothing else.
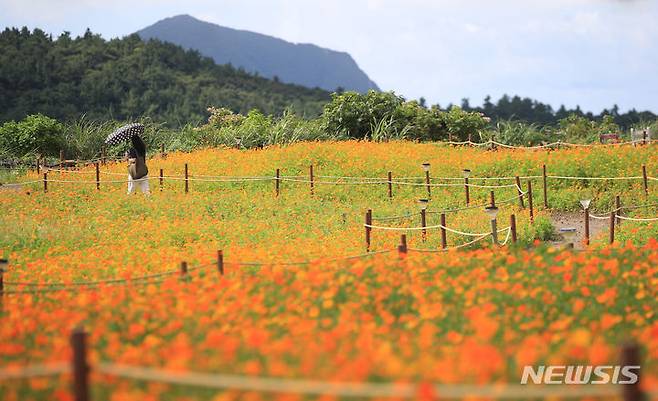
105,123,145,146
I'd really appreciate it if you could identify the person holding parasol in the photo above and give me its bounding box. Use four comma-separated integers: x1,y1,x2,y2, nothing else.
105,123,150,194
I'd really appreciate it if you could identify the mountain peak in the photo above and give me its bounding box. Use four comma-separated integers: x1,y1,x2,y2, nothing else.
137,15,379,93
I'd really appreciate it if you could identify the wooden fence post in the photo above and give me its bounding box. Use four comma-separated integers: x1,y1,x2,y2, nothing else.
464,177,470,205
217,250,224,276
420,208,427,242
398,234,407,258
387,171,393,199
309,164,314,196
43,172,48,193
584,207,590,246
440,213,447,249
36,155,41,174
71,328,90,401
365,209,372,252
161,143,165,158
0,260,5,295
620,342,643,401
184,163,189,193
542,164,548,208
609,210,616,245
527,180,534,224
180,261,188,276
275,168,280,197
515,176,525,208
615,195,621,226
489,190,496,208
510,214,517,244
95,163,100,190
159,169,163,191
425,170,431,198
642,164,648,196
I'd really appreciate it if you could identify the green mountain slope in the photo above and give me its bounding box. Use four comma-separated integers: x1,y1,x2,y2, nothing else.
0,27,331,124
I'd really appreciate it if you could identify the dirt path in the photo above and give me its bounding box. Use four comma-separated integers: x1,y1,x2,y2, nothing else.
549,211,610,249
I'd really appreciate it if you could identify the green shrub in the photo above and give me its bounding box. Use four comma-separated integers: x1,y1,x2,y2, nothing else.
441,106,490,141
0,114,65,158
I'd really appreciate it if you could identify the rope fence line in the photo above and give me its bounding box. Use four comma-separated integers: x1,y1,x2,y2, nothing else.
617,215,658,222
0,250,396,293
1,356,652,400
407,233,491,253
444,138,657,149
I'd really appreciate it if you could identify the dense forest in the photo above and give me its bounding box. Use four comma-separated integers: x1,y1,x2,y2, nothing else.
0,27,330,124
451,96,656,129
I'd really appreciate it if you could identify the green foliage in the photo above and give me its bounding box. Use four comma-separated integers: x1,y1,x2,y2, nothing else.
0,28,330,124
0,114,64,158
321,91,490,141
493,120,556,146
441,106,490,141
558,114,620,143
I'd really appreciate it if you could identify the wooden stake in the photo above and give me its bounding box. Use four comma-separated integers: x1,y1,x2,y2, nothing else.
387,171,393,198
527,180,534,224
0,263,4,295
159,168,163,191
489,190,496,208
398,234,407,258
609,210,616,245
161,143,165,158
180,261,188,276
510,214,517,244
464,177,470,205
584,207,590,246
184,163,189,193
515,176,525,208
642,164,648,196
95,162,100,190
71,328,90,401
542,164,548,208
440,213,447,249
275,168,280,197
365,209,373,251
36,155,40,174
43,172,48,193
309,165,314,196
620,342,642,401
425,170,431,198
420,208,427,242
615,195,621,226
217,250,224,275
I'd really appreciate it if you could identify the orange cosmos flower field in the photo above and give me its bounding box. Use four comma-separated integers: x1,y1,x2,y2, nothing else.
0,141,657,401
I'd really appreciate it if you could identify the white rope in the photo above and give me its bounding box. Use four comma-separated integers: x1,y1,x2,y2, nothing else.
1,180,42,186
366,222,506,238
617,215,658,222
164,176,275,182
589,213,612,220
280,177,388,185
499,227,512,246
92,363,630,399
408,233,490,252
44,168,94,174
548,175,643,181
0,363,69,380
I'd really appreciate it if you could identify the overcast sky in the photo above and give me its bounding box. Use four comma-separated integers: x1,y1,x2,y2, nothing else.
2,0,656,113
